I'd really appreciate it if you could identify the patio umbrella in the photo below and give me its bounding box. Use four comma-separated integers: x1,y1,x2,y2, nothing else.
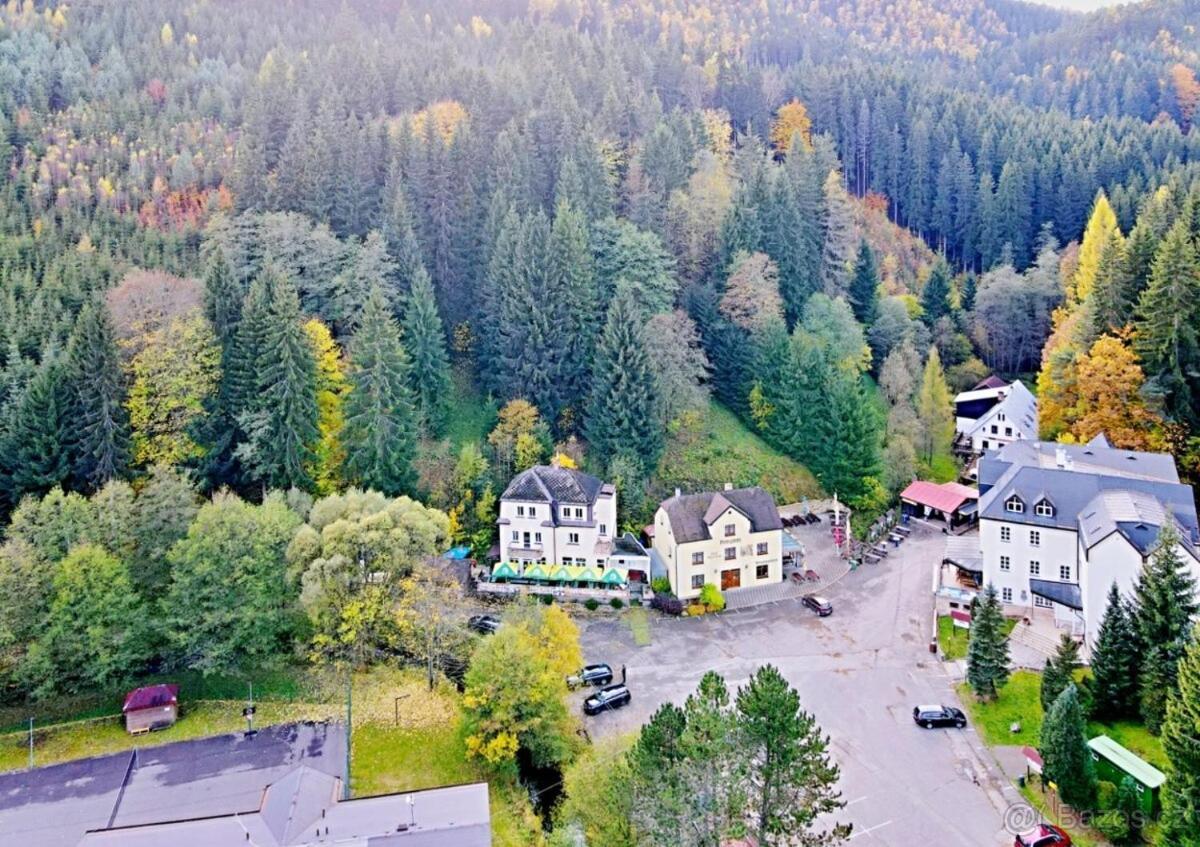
524,563,548,580
601,568,625,585
547,566,570,582
491,562,517,580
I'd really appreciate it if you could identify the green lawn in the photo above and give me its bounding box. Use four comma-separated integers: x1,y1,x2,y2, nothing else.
627,606,651,647
936,615,1015,661
924,451,959,484
1086,719,1167,771
656,400,822,506
956,670,1043,746
444,365,497,449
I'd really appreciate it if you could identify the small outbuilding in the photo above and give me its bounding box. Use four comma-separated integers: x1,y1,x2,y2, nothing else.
900,480,979,530
1087,735,1165,816
123,684,179,734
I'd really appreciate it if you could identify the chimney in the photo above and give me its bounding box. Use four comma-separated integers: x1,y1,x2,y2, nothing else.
674,488,681,498
1055,447,1067,469
724,482,734,491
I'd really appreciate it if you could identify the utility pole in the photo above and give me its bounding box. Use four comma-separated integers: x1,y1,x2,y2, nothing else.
28,717,33,769
344,671,352,800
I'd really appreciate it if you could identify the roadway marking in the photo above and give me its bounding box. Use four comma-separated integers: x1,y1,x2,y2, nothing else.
845,795,868,806
849,819,893,840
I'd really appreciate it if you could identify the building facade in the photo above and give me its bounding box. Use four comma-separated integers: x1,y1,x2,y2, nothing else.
954,378,1038,454
977,434,1200,646
652,485,783,601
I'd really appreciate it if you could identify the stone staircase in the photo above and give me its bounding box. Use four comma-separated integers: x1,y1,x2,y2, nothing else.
1005,620,1061,669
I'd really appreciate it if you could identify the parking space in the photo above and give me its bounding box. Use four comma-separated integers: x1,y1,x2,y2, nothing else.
576,524,1015,845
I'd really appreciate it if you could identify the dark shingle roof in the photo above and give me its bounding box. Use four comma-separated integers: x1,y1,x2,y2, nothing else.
661,487,782,543
501,465,605,505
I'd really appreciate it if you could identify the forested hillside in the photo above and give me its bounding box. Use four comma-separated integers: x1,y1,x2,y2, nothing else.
2,0,1200,698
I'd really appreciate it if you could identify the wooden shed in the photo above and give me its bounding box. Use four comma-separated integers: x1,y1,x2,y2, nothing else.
123,684,179,734
1087,735,1165,816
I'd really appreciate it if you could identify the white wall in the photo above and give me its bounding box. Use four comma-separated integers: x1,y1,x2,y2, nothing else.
499,490,617,567
980,517,1079,610
653,505,782,600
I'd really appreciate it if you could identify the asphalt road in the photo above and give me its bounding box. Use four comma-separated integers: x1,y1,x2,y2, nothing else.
577,524,1019,845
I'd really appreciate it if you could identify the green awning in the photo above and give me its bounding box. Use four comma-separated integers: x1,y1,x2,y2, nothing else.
601,568,625,585
547,566,570,581
492,562,517,580
524,563,548,580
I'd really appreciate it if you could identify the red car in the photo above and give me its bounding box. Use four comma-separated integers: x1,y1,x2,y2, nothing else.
1014,823,1071,847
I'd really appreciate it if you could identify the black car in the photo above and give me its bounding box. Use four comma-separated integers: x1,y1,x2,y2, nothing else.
583,684,632,715
801,594,833,616
567,663,614,690
912,704,967,728
467,614,502,635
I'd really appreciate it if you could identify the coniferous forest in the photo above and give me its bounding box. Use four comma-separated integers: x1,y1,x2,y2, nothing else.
1,0,1200,712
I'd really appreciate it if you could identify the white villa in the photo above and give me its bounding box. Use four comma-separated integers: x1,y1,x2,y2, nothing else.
651,485,783,601
492,464,648,587
954,377,1038,455
974,434,1200,647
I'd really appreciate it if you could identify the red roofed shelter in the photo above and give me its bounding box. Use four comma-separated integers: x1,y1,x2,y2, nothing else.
900,481,979,530
123,684,179,734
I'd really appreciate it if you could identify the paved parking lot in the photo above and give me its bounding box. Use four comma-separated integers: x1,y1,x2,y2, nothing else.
576,523,1018,845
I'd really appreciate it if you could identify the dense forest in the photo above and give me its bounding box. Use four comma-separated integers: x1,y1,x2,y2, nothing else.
2,0,1200,700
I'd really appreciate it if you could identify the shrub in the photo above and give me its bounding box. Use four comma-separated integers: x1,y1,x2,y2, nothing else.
539,593,554,605
650,594,684,616
584,598,600,611
698,582,725,612
650,576,673,595
1093,810,1130,843
687,603,707,616
610,597,624,610
1096,780,1117,811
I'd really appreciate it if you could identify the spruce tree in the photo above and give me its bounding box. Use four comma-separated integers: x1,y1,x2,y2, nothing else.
848,240,880,326
1040,633,1082,713
1160,629,1200,847
1134,523,1198,732
5,358,69,500
1088,583,1140,721
547,201,598,429
236,270,319,491
920,258,952,325
344,287,417,495
967,584,1010,700
64,302,128,490
400,266,452,437
1040,684,1097,810
585,290,664,480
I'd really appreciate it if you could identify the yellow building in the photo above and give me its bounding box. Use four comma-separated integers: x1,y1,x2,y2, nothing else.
652,485,784,601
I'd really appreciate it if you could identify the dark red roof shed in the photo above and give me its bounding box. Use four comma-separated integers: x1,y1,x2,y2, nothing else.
123,684,179,713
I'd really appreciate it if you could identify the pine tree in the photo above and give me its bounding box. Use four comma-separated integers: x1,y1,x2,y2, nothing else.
1088,583,1140,721
4,358,69,500
1160,629,1200,847
967,584,1010,700
546,201,598,429
202,251,243,346
401,266,452,437
236,270,319,491
1040,633,1082,713
848,240,880,325
1040,684,1097,810
920,258,952,325
585,290,664,480
819,170,856,297
64,302,128,490
1134,522,1198,732
343,287,417,495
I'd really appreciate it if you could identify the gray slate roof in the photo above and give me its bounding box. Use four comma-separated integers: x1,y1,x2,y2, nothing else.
978,437,1198,551
660,487,782,544
501,465,606,505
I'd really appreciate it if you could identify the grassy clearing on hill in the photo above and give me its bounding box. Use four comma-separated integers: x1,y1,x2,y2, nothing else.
656,401,822,504
444,365,498,449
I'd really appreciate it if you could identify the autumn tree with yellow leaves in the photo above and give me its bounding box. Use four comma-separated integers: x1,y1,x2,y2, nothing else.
1069,334,1163,451
770,99,813,154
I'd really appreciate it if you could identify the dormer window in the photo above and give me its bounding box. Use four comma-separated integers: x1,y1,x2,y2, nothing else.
1035,500,1054,518
1005,496,1024,514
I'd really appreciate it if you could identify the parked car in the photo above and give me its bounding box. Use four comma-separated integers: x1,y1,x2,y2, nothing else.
1014,823,1071,847
801,594,833,616
912,705,967,728
467,614,502,635
567,663,614,690
583,684,632,715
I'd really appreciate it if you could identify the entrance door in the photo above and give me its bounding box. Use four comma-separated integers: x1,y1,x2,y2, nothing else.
721,568,741,590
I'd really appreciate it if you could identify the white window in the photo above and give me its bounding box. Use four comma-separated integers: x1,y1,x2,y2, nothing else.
511,531,518,541
692,552,704,565
1000,555,1011,572
568,532,580,545
529,507,536,518
1030,530,1040,547
576,507,584,519
534,532,542,543
1060,564,1072,581
756,564,769,579
1002,587,1013,603
1035,596,1053,608
724,547,736,561
725,523,736,537
991,425,998,434
1005,496,1024,514
599,523,607,536
1005,427,1013,437
517,505,525,517
1000,526,1011,543
982,440,990,449
756,542,769,556
1036,500,1054,517
691,574,704,590
1030,560,1040,576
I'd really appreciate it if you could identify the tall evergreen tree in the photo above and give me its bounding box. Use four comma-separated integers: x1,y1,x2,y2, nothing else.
915,347,952,464
547,201,598,430
1134,522,1198,732
1040,684,1097,810
967,584,1010,700
1040,633,1082,713
848,240,880,326
1160,629,1200,847
343,287,417,495
1088,583,1140,721
64,302,128,490
585,290,664,479
3,358,69,501
920,258,952,325
236,270,319,491
401,266,453,437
